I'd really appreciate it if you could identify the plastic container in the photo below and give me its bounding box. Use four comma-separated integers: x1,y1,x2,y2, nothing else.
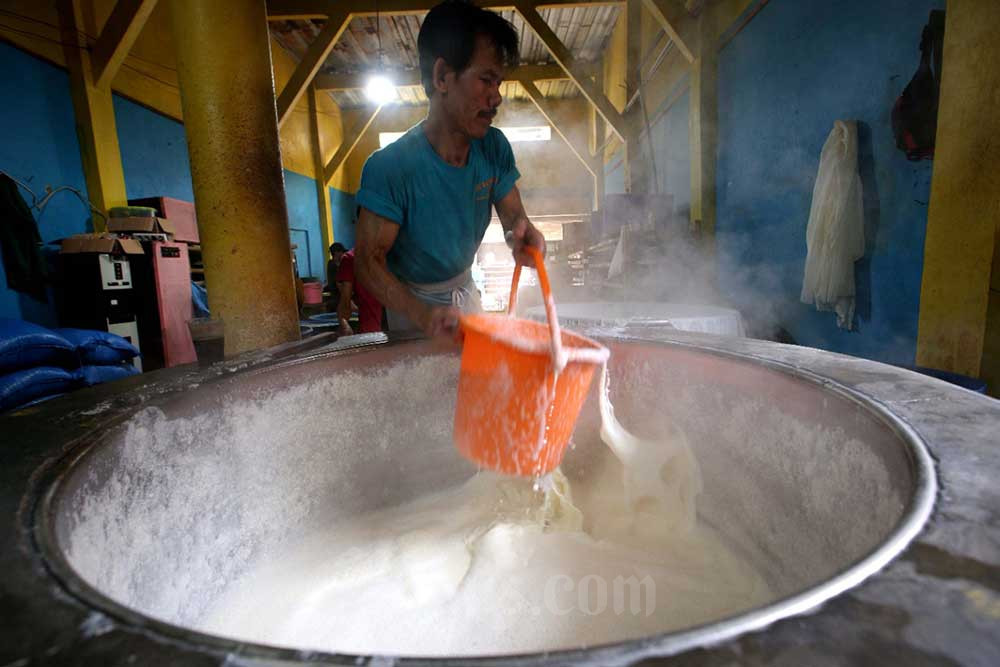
302,281,323,305
454,247,608,477
454,315,605,476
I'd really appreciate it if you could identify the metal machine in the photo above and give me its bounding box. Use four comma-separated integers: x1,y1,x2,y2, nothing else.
59,250,143,371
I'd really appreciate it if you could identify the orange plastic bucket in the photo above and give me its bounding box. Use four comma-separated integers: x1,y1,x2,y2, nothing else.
453,248,608,477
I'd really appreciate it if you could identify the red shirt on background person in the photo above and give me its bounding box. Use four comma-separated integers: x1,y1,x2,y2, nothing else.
336,249,383,334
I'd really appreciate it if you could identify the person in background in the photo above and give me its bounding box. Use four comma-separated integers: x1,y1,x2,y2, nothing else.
336,248,384,335
326,242,347,294
355,0,545,342
324,242,347,311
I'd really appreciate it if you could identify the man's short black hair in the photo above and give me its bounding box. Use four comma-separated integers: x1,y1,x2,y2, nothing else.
418,0,519,97
330,242,347,254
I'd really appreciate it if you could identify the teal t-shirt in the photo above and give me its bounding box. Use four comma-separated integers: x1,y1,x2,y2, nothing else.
356,123,520,285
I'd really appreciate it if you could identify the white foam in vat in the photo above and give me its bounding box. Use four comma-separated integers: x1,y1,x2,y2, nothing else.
201,468,771,656
64,356,463,627
64,347,773,657
199,357,769,656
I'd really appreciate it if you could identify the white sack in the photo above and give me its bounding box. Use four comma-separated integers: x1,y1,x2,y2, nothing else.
801,120,865,330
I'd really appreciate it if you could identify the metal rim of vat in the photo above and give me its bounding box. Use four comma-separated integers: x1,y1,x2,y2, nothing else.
29,335,938,667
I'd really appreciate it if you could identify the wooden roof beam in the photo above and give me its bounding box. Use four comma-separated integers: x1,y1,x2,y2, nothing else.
276,10,351,128
91,0,160,89
267,0,624,21
514,1,626,141
640,0,695,63
516,79,597,179
323,105,383,184
314,63,567,90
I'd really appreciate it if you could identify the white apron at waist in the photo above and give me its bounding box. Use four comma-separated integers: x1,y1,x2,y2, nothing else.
386,268,483,333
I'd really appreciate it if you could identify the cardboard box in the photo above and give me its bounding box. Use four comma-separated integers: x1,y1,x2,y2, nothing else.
60,234,144,255
107,216,177,237
129,197,199,243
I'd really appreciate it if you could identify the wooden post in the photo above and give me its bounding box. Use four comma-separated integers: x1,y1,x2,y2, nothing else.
689,7,717,245
58,0,129,226
624,0,643,193
916,0,1000,384
309,86,336,255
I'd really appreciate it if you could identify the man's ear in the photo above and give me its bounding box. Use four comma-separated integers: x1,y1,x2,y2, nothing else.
432,57,452,95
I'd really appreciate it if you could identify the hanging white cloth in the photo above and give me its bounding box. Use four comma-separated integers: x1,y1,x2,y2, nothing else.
801,120,865,330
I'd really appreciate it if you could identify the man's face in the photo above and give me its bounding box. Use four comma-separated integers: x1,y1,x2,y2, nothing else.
441,34,505,139
332,250,345,265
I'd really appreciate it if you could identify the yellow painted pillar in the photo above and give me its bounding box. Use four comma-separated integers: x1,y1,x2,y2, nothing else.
984,221,1000,396
623,0,642,193
169,0,299,355
689,7,718,244
308,86,335,255
916,0,1000,380
58,0,128,227
588,100,605,210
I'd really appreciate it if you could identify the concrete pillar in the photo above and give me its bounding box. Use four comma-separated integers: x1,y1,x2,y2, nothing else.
169,0,299,355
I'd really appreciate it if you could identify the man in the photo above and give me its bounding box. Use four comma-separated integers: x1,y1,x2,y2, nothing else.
336,247,383,335
355,0,545,341
325,242,347,307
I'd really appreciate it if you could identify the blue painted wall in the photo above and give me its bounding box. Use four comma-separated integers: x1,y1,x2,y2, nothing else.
330,187,357,249
649,88,690,217
633,85,691,218
715,0,941,364
284,169,324,280
114,94,327,280
0,43,91,325
604,146,626,196
113,95,193,201
0,39,339,322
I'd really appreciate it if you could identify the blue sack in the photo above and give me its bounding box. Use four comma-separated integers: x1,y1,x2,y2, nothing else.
0,366,77,412
192,282,210,318
75,363,140,387
0,318,76,374
56,328,141,365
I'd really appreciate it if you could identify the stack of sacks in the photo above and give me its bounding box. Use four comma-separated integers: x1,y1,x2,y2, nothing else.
56,328,141,387
0,319,140,413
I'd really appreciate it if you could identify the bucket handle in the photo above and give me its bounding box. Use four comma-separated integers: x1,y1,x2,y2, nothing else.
507,245,565,369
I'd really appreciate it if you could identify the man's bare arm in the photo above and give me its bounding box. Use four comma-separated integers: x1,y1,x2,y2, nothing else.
355,207,459,339
494,185,546,267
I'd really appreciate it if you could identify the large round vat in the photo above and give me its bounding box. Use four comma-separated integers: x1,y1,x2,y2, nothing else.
524,302,746,337
30,334,937,664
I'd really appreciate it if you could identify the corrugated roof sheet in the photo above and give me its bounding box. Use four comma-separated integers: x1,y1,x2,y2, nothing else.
270,4,621,109
326,77,581,108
